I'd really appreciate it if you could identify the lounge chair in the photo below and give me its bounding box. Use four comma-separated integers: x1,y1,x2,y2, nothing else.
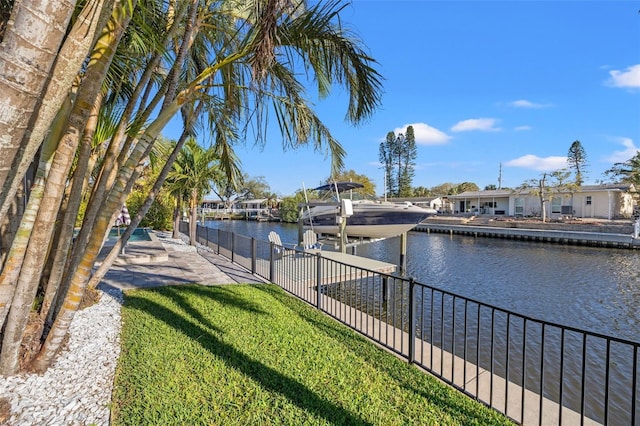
295,230,323,253
268,231,294,258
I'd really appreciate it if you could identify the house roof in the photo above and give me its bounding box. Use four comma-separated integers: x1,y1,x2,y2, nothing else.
237,198,268,204
384,196,443,203
448,183,635,199
448,189,512,199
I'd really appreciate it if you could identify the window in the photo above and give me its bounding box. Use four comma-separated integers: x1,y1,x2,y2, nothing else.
586,196,592,205
515,198,524,216
551,197,561,214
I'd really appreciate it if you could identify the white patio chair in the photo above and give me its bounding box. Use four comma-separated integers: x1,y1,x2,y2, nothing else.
268,231,294,258
295,230,323,253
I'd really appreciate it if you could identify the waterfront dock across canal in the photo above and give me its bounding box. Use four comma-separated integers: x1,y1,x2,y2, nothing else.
414,222,640,249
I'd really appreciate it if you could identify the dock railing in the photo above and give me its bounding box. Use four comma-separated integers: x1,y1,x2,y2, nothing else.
184,222,639,425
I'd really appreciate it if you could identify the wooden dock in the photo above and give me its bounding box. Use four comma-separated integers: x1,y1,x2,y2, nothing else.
269,250,396,289
319,251,396,274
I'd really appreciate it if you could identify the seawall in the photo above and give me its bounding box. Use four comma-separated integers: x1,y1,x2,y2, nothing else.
415,217,640,249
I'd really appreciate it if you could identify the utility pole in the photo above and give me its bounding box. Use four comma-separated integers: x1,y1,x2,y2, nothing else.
498,163,503,189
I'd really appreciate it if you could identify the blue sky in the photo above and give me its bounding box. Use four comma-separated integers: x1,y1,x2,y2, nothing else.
167,1,640,197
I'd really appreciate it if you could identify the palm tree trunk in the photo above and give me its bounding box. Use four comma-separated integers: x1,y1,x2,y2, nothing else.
32,98,184,372
0,0,76,200
0,107,65,336
0,0,112,223
40,92,104,324
0,42,119,371
173,194,182,239
189,190,198,245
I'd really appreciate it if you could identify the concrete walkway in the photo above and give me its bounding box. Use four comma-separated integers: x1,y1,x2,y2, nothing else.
98,231,267,291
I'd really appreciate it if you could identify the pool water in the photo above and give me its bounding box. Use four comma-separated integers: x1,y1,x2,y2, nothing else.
108,227,151,242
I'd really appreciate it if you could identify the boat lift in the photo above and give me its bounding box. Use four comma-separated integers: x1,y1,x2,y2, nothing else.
297,197,409,275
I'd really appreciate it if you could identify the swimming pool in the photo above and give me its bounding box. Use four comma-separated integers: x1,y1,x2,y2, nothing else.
108,227,151,242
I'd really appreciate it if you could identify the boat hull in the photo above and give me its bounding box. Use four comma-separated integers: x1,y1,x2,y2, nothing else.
301,202,434,239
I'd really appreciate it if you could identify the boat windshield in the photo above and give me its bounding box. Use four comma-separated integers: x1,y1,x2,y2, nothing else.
310,182,377,203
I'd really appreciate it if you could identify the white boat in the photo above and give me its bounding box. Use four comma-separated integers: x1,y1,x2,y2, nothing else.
301,182,436,240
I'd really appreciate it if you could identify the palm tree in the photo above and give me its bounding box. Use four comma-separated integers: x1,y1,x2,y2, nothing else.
0,0,383,373
168,138,220,245
0,0,114,222
604,151,640,187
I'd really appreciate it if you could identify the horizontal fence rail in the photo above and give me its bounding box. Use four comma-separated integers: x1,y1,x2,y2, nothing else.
184,222,639,425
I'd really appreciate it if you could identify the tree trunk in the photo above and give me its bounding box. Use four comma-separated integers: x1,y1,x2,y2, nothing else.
0,118,62,338
40,92,104,324
189,191,197,245
0,0,77,199
32,97,183,372
0,0,113,223
173,194,182,239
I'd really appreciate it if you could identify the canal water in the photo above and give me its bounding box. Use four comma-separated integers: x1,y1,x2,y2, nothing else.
204,220,640,343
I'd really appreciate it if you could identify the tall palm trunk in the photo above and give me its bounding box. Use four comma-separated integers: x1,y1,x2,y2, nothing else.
173,193,182,239
0,0,76,197
0,104,67,336
76,1,197,292
0,20,120,369
189,189,198,245
69,1,196,277
32,99,183,372
0,0,112,223
40,91,104,324
0,2,132,374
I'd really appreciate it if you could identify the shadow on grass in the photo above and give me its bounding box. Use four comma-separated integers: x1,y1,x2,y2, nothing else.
253,284,509,425
124,286,372,426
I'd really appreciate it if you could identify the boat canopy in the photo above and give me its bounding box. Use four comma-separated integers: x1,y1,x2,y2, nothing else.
313,182,365,193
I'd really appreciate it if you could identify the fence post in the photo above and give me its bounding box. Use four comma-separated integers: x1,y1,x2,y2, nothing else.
206,226,210,249
251,237,256,274
269,242,275,282
231,232,235,263
316,253,322,310
408,278,415,364
382,277,388,303
217,228,220,254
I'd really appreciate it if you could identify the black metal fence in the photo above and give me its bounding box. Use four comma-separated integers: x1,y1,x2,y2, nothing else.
183,222,639,425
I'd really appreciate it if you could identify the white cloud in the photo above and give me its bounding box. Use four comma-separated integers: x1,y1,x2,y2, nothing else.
603,137,639,163
504,154,568,171
451,118,501,132
605,64,640,88
514,125,532,131
391,122,451,145
509,100,551,109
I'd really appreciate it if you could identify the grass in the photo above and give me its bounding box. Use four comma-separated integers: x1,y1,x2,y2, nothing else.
111,284,512,425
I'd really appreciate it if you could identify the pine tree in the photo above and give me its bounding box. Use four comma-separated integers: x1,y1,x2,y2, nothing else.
379,126,417,197
398,126,417,196
567,140,588,186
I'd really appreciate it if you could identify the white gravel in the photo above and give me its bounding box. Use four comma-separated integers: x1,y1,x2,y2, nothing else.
0,288,123,426
0,233,195,425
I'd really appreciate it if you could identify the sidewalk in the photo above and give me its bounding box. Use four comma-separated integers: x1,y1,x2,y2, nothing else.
98,231,267,291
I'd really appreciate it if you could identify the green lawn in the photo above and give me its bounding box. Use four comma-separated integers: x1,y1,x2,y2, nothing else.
111,284,512,425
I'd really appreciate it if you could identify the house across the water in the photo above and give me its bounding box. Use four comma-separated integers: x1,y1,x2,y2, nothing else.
447,184,636,220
